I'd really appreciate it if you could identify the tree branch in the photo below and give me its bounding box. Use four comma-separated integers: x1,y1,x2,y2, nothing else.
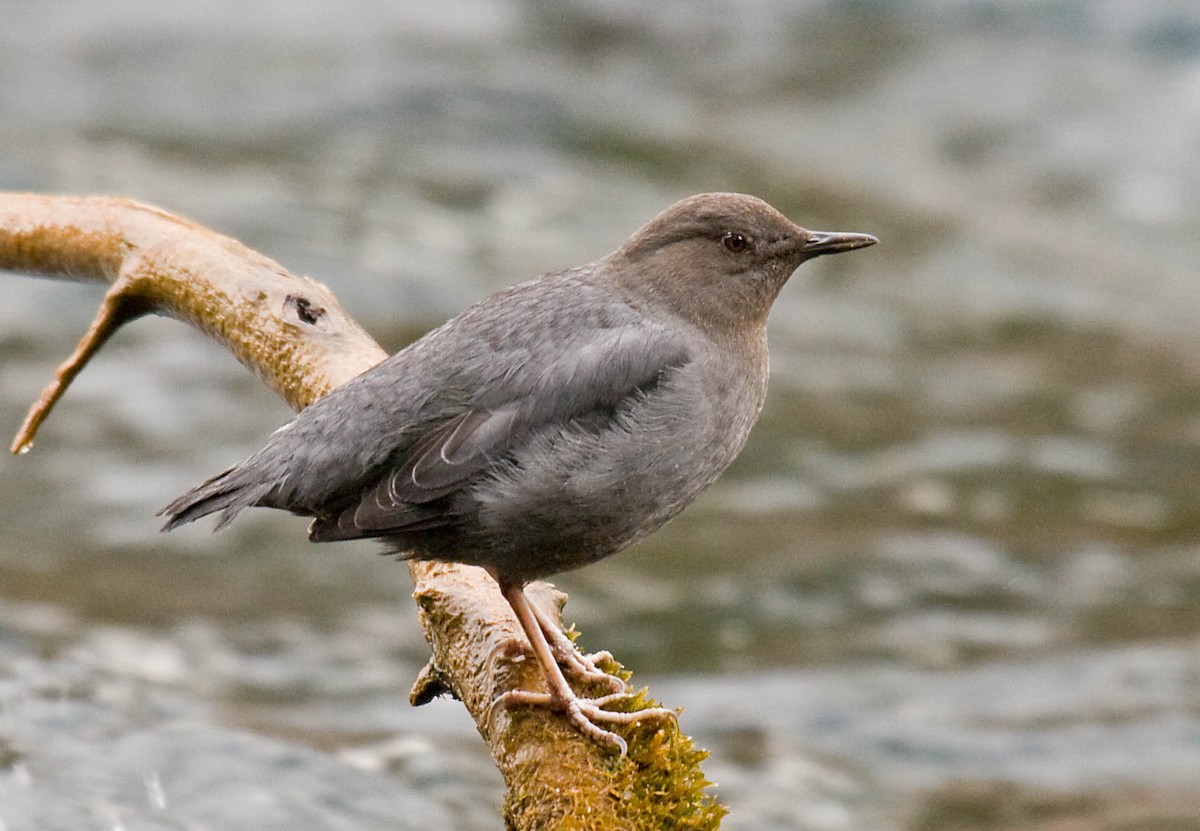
0,193,725,830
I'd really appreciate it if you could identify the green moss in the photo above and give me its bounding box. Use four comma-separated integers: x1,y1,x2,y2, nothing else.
498,647,727,830
579,663,727,830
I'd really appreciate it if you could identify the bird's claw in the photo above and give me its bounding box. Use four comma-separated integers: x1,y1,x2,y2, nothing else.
551,644,627,695
528,600,627,694
489,688,677,756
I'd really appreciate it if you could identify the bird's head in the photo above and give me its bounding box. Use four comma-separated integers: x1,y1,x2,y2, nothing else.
613,192,877,333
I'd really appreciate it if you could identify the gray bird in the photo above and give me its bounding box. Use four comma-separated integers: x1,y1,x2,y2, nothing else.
159,192,876,753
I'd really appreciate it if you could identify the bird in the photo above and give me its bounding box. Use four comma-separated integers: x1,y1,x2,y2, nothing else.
159,192,877,753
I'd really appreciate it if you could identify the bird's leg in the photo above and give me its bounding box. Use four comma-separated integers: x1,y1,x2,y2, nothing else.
527,593,626,695
491,580,676,755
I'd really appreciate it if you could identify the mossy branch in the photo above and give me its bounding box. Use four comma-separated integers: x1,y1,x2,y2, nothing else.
0,193,726,830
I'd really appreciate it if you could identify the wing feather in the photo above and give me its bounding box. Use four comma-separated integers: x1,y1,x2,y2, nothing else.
324,324,689,540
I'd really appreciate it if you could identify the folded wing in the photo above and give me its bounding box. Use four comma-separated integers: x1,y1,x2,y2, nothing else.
315,323,689,541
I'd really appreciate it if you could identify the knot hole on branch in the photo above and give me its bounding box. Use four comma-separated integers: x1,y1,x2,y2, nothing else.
284,294,325,327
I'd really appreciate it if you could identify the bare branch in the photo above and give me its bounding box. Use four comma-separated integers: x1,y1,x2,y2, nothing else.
0,193,725,829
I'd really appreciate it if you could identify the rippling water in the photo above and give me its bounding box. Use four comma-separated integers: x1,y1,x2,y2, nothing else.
2,2,1199,829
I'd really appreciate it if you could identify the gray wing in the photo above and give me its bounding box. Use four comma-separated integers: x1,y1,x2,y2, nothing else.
314,323,690,540
160,320,690,537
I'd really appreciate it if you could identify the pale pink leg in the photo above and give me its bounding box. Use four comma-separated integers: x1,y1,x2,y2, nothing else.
490,581,676,755
527,594,626,694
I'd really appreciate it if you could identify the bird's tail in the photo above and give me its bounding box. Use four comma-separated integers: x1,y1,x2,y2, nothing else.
158,466,275,533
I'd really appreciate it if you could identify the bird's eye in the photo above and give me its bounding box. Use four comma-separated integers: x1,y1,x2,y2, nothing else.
722,232,750,254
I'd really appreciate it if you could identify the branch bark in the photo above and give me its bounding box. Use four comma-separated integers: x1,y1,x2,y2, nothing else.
0,193,725,830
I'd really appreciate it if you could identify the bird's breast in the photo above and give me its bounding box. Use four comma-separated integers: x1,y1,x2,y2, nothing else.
465,347,769,582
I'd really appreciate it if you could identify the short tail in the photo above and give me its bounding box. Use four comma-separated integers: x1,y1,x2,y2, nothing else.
158,467,275,533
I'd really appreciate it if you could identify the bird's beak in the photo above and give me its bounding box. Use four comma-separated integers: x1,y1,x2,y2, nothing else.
800,230,879,258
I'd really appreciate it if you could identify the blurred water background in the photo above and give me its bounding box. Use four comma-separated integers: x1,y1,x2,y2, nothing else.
2,1,1200,829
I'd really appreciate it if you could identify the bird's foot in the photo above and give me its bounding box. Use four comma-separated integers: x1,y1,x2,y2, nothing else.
529,600,627,695
551,642,627,695
495,581,674,755
490,688,677,756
